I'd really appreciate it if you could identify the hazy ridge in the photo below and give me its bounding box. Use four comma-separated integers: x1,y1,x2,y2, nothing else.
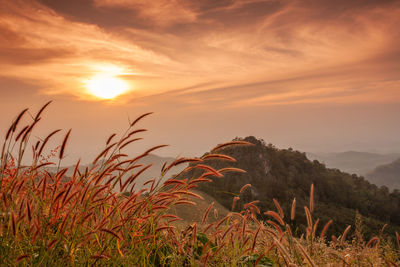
366,159,400,191
306,151,400,176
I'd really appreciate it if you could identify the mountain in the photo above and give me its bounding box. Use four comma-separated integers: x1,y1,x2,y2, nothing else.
306,151,400,176
184,136,400,238
366,159,400,191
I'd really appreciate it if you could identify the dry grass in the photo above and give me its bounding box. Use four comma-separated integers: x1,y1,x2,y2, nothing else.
0,103,399,266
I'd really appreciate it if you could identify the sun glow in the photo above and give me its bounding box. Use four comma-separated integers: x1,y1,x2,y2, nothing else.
85,74,130,99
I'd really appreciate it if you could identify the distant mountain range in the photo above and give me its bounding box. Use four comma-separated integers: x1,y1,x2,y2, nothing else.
183,136,400,238
366,159,400,191
307,151,400,176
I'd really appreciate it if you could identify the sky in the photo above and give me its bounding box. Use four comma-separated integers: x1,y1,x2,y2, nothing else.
1,0,400,164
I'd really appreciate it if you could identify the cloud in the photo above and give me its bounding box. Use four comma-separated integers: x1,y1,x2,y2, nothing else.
0,0,176,98
94,0,197,27
0,0,399,105
0,47,73,65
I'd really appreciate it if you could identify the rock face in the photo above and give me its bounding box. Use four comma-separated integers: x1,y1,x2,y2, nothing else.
366,159,400,191
184,136,400,238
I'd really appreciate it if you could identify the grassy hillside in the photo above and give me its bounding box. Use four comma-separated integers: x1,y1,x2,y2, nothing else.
169,190,230,226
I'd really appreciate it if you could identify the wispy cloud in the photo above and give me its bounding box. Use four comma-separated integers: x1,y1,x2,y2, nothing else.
0,0,399,105
94,0,198,27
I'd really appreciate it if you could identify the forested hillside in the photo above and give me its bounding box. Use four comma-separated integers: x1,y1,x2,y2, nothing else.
186,136,400,239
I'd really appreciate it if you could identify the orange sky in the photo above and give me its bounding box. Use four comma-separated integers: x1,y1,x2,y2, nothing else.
1,0,400,164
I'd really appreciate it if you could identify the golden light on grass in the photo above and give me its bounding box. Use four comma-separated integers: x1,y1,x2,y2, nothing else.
3,103,400,265
85,74,130,99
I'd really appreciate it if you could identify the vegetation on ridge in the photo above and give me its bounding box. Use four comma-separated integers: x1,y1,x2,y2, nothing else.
187,136,400,240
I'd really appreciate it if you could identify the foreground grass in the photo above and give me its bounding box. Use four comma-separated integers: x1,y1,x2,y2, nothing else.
0,103,399,266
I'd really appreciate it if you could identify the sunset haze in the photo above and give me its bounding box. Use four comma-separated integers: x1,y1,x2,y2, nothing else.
1,0,400,164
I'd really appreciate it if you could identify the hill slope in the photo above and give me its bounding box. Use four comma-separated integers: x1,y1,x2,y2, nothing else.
366,158,400,191
170,190,230,225
47,154,187,190
186,136,400,238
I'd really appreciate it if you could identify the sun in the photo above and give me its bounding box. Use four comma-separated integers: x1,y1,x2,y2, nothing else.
85,74,130,99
